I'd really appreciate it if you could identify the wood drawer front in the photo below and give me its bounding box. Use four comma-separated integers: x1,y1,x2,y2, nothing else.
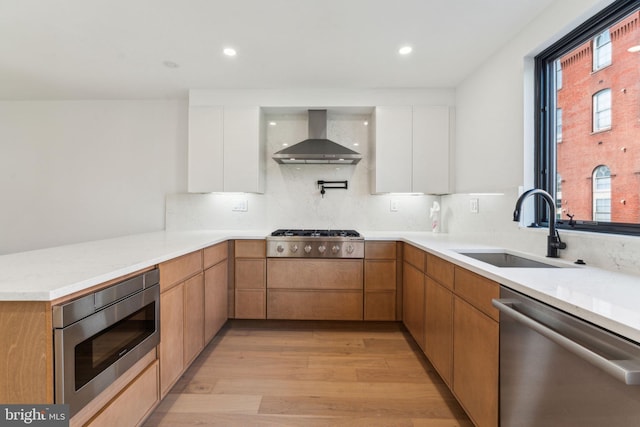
426,254,454,290
235,290,266,319
235,239,266,258
87,361,158,427
204,241,228,269
404,243,425,272
267,290,363,320
364,291,396,321
267,259,363,290
365,260,396,290
454,267,499,321
160,250,202,292
365,241,397,259
235,259,266,289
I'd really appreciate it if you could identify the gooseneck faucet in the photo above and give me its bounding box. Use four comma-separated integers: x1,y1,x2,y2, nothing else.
513,189,567,258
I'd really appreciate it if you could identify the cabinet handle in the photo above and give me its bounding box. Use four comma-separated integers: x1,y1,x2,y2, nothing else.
492,298,640,385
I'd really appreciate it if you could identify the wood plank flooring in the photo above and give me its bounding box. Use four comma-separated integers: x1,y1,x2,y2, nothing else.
144,320,472,427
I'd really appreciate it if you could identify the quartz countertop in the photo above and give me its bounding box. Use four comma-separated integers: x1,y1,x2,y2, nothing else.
1,229,639,344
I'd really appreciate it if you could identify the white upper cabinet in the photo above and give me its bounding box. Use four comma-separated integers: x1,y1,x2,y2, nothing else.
188,106,265,193
371,106,452,194
371,107,413,193
412,106,452,195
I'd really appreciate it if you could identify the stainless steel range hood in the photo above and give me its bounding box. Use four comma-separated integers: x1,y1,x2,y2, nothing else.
272,110,362,165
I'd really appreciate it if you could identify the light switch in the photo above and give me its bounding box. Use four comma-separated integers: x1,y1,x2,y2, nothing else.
470,198,479,214
390,199,399,212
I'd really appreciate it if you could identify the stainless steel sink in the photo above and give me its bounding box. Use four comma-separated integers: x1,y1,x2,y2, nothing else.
457,251,562,268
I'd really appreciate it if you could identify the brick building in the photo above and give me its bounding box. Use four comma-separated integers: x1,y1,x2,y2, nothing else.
556,10,640,223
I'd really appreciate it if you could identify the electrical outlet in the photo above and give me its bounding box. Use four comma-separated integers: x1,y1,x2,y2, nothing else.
390,199,399,212
470,198,479,214
232,199,248,212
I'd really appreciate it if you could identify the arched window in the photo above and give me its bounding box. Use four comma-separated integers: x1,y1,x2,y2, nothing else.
593,165,611,221
593,89,611,132
593,29,612,71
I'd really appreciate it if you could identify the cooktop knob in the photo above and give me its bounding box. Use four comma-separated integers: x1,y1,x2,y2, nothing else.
276,244,284,253
318,244,326,253
346,244,354,254
290,244,298,253
304,244,312,254
331,245,340,254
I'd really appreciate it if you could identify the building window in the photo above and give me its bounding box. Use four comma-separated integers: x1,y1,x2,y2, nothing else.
593,30,612,70
556,173,563,219
593,165,611,221
556,108,562,142
535,0,640,235
593,89,611,132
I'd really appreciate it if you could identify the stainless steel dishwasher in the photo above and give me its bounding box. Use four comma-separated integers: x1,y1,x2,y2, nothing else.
493,287,640,427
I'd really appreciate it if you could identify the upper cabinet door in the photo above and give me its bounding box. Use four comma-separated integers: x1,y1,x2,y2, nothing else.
370,105,452,194
223,107,265,193
188,106,224,193
413,106,452,195
188,105,265,193
371,106,413,194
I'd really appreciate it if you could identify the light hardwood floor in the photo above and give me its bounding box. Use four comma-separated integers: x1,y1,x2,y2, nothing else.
145,320,472,427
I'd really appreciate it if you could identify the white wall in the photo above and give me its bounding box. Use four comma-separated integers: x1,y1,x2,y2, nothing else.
0,100,187,254
166,112,441,231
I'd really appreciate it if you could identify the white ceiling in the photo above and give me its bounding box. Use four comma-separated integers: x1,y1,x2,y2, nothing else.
0,0,557,100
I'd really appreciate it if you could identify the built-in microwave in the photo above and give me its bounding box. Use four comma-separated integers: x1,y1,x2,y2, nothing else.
53,269,160,416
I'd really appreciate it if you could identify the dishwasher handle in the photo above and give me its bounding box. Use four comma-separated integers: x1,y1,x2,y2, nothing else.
492,298,640,385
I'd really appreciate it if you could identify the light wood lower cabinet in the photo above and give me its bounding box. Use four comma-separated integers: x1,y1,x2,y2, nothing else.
266,258,364,320
364,241,397,321
453,296,499,427
424,277,453,386
183,272,204,367
86,361,159,427
402,261,425,349
452,266,499,427
234,240,266,319
159,282,184,398
204,259,228,343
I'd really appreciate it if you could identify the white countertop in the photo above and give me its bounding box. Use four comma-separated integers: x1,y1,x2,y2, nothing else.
1,229,639,343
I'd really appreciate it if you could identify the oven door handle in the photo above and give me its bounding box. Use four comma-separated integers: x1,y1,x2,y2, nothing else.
492,298,640,385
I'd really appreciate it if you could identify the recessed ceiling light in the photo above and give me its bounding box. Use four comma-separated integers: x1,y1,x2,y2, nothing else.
628,45,640,53
223,47,237,57
363,121,369,126
353,143,360,147
162,60,179,68
282,143,288,147
269,121,277,126
398,46,413,55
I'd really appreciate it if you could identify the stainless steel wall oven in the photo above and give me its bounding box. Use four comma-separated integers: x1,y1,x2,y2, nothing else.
53,269,160,416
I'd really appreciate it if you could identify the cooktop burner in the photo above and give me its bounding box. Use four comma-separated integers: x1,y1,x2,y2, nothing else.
267,229,364,258
270,229,361,238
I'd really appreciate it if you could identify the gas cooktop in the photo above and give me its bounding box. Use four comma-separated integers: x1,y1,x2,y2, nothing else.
270,229,361,238
267,229,364,258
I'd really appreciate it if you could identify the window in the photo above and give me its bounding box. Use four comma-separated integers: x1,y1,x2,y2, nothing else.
593,165,611,221
593,89,611,132
593,30,612,70
535,0,640,235
556,108,562,142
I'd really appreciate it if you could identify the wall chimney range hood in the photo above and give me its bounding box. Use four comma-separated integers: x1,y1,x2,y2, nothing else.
272,110,362,165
